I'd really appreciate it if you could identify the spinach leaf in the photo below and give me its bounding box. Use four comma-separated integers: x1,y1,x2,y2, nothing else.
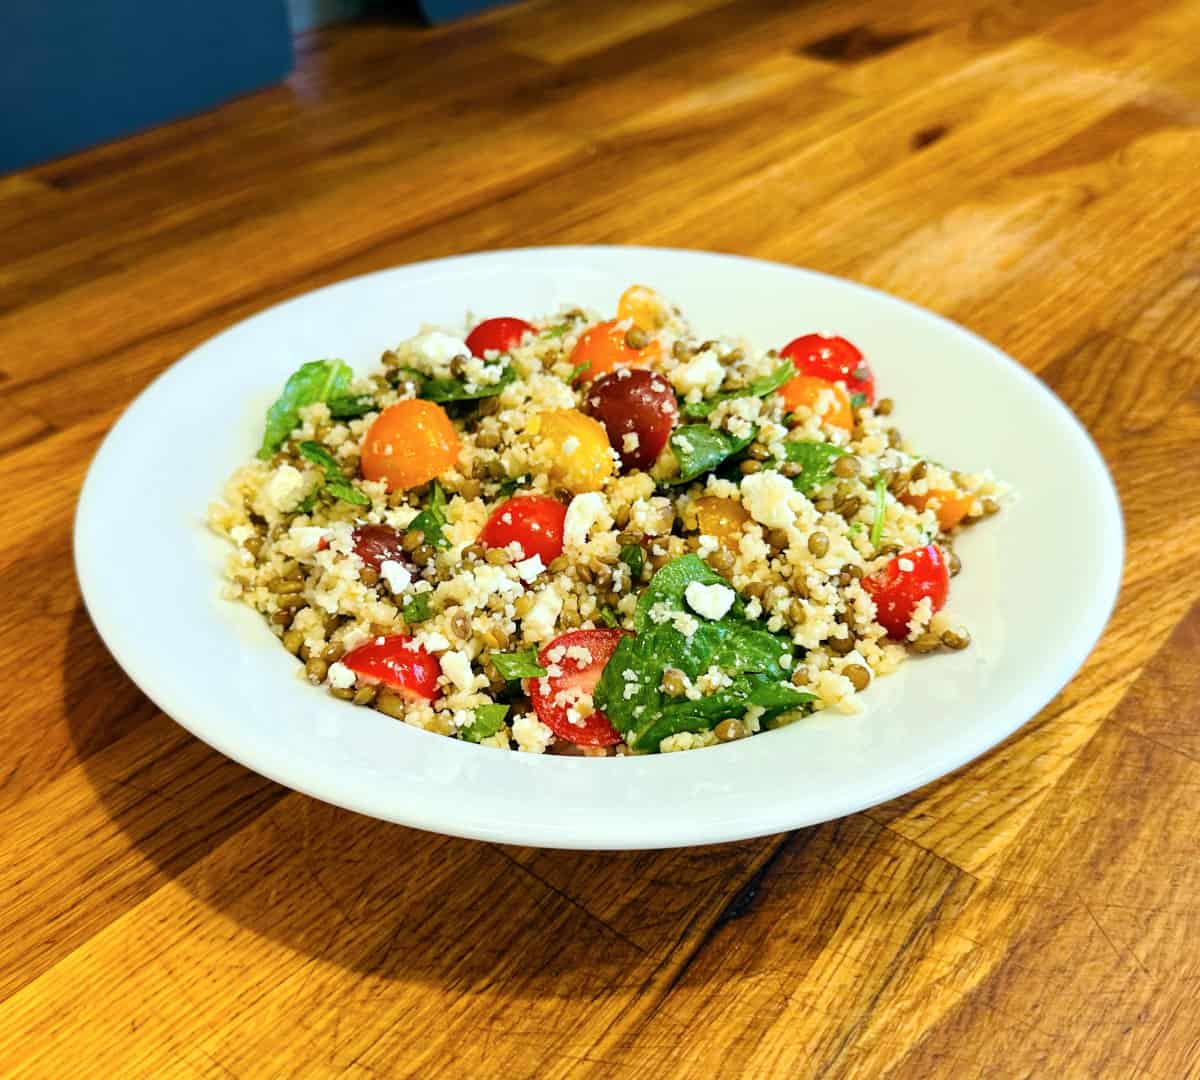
869,473,887,549
259,359,353,459
633,553,743,631
397,363,516,403
461,703,509,744
327,394,376,420
618,543,645,580
402,593,433,624
779,440,847,495
496,475,528,499
667,425,755,485
681,360,796,420
491,650,547,680
407,482,449,548
297,441,371,507
543,323,570,339
598,607,621,629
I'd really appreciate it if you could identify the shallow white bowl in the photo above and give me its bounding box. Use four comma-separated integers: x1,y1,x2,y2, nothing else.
75,247,1123,849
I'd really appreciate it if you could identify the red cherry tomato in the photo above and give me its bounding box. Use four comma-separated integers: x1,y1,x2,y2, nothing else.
465,317,535,358
342,634,441,700
529,628,628,746
480,495,567,564
861,545,949,640
583,368,679,472
781,333,874,405
351,524,408,572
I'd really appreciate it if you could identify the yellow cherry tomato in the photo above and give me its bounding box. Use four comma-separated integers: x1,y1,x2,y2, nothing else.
360,399,461,492
779,375,854,432
694,497,750,545
529,409,614,493
617,284,667,331
902,488,973,531
570,320,663,383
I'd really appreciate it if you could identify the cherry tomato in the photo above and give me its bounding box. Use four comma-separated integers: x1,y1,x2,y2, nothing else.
616,284,667,331
901,488,973,532
351,524,408,572
861,545,950,640
342,634,441,700
569,320,662,383
693,496,750,544
480,495,567,564
529,628,629,746
583,368,679,471
781,333,874,405
465,317,536,358
360,399,461,492
529,409,615,493
778,375,854,432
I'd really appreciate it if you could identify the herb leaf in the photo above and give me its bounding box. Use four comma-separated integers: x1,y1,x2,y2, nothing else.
399,364,516,403
259,360,353,459
598,607,620,628
633,553,744,632
618,543,645,581
327,394,376,420
297,441,371,507
408,482,449,548
681,360,796,420
462,703,509,744
778,440,847,495
870,474,887,549
850,392,867,410
491,650,547,680
543,323,570,339
567,361,590,383
667,424,756,485
402,593,433,623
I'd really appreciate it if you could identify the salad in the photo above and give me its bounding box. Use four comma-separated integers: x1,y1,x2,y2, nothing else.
210,285,1005,755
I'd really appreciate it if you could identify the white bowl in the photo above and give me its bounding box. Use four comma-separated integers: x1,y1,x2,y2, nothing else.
75,247,1123,849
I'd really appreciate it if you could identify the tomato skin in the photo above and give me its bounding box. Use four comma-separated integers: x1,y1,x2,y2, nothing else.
529,409,615,493
360,400,461,492
583,368,679,471
617,284,666,331
529,628,629,746
778,374,854,431
569,320,661,382
480,495,567,564
693,496,750,545
781,333,874,405
861,545,950,640
342,634,441,700
351,524,408,572
465,317,536,358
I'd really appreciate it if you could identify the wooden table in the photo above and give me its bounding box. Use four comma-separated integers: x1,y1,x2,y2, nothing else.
3,1,1198,1075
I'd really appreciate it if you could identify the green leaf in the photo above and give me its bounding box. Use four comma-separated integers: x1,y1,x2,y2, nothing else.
495,475,527,499
297,441,371,507
400,363,516,403
327,394,376,420
294,491,318,515
598,607,621,628
667,424,756,485
461,703,509,744
850,392,867,410
681,360,796,420
633,553,744,632
543,323,570,339
870,473,887,549
402,593,433,623
408,482,449,548
567,361,590,383
258,360,353,459
618,543,645,580
778,440,847,495
492,650,547,680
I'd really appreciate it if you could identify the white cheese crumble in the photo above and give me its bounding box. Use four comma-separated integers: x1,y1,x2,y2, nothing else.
684,581,736,621
406,330,470,372
327,661,356,690
670,349,725,396
512,713,554,754
562,492,611,548
740,470,797,529
523,587,563,641
515,554,546,583
440,650,476,693
258,465,306,516
379,559,412,594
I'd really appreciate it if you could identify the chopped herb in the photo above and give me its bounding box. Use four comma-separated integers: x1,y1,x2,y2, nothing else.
778,440,847,495
847,521,864,537
543,323,570,339
259,359,353,459
326,394,376,420
667,424,756,485
297,440,370,507
850,392,867,410
681,360,796,420
461,703,509,743
294,491,318,515
408,482,449,548
618,543,645,580
491,650,547,680
567,361,590,383
396,363,516,403
402,593,433,623
598,606,621,628
496,475,528,499
870,473,887,549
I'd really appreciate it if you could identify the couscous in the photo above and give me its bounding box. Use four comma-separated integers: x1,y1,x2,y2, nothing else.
209,285,1006,755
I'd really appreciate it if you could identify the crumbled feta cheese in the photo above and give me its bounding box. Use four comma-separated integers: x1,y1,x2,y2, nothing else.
418,631,451,653
523,587,563,641
515,554,546,583
289,526,328,553
512,713,554,754
327,661,356,690
740,471,796,529
258,465,306,515
670,349,725,396
440,650,476,693
379,559,412,594
563,492,612,548
407,331,470,371
684,581,736,621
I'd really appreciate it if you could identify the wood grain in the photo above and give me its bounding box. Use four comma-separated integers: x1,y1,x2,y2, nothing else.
1,0,1198,1075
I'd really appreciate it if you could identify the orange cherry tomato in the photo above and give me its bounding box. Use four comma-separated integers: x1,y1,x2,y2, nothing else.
360,399,461,492
693,497,750,545
569,320,662,383
617,285,667,331
779,375,854,432
902,488,973,531
529,409,614,493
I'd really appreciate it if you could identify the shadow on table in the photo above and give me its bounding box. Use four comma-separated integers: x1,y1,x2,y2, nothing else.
65,605,790,991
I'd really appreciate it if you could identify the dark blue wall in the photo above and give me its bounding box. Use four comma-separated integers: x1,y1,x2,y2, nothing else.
0,2,293,174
